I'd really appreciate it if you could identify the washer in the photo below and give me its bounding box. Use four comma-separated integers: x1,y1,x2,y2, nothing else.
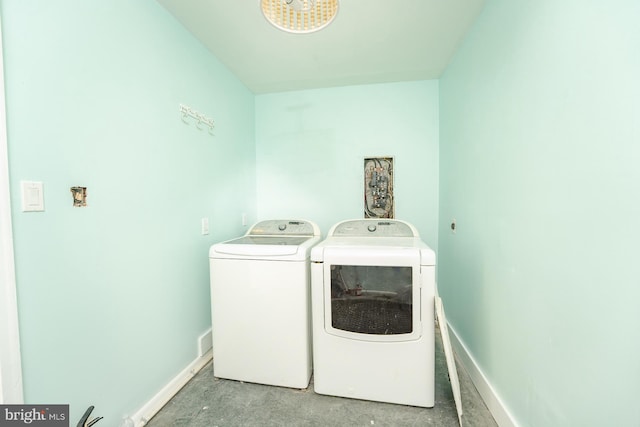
209,219,321,389
310,219,436,407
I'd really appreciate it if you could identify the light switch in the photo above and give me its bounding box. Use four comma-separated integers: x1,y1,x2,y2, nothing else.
21,181,44,212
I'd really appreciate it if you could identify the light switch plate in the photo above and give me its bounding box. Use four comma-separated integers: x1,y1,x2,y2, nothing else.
21,181,44,212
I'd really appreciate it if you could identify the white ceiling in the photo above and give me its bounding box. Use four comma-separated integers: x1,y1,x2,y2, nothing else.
156,0,486,94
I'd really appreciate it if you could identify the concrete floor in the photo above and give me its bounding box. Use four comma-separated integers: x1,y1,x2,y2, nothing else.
147,328,497,427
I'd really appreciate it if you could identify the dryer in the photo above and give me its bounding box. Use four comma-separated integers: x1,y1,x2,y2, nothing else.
310,219,435,407
209,219,321,389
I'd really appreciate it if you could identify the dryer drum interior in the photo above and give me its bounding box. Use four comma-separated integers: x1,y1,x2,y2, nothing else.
330,264,414,335
331,298,412,335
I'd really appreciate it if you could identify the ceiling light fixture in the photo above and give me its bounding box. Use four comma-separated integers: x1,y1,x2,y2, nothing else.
261,0,339,34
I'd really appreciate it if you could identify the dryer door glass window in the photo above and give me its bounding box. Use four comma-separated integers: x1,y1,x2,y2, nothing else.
330,265,413,335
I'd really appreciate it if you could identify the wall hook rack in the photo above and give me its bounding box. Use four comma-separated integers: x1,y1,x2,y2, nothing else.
179,104,214,135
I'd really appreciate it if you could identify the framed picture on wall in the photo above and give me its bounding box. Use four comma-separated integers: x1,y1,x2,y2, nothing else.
364,157,394,218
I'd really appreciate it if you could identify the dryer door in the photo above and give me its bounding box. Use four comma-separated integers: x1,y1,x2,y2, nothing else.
322,247,422,342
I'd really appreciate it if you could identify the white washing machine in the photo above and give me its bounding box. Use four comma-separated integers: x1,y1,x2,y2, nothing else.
209,219,321,389
310,219,436,407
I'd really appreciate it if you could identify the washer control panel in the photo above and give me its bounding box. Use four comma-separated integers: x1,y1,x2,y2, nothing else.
249,220,319,236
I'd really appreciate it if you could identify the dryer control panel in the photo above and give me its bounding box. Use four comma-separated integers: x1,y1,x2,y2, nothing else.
330,219,418,238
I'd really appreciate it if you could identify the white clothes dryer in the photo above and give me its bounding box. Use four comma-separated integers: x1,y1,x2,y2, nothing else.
209,219,321,389
310,219,436,407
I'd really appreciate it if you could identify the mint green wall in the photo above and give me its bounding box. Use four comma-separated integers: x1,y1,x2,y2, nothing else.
255,81,439,248
8,0,637,425
439,1,640,426
1,0,255,424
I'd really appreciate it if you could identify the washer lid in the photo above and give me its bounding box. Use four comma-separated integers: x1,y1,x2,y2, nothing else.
220,235,311,246
215,235,311,256
210,219,321,259
212,236,314,256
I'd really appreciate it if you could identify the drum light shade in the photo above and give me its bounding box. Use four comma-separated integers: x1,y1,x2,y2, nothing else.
261,0,339,34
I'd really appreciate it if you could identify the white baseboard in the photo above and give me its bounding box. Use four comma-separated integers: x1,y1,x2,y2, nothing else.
198,328,213,357
447,323,518,427
126,339,213,427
